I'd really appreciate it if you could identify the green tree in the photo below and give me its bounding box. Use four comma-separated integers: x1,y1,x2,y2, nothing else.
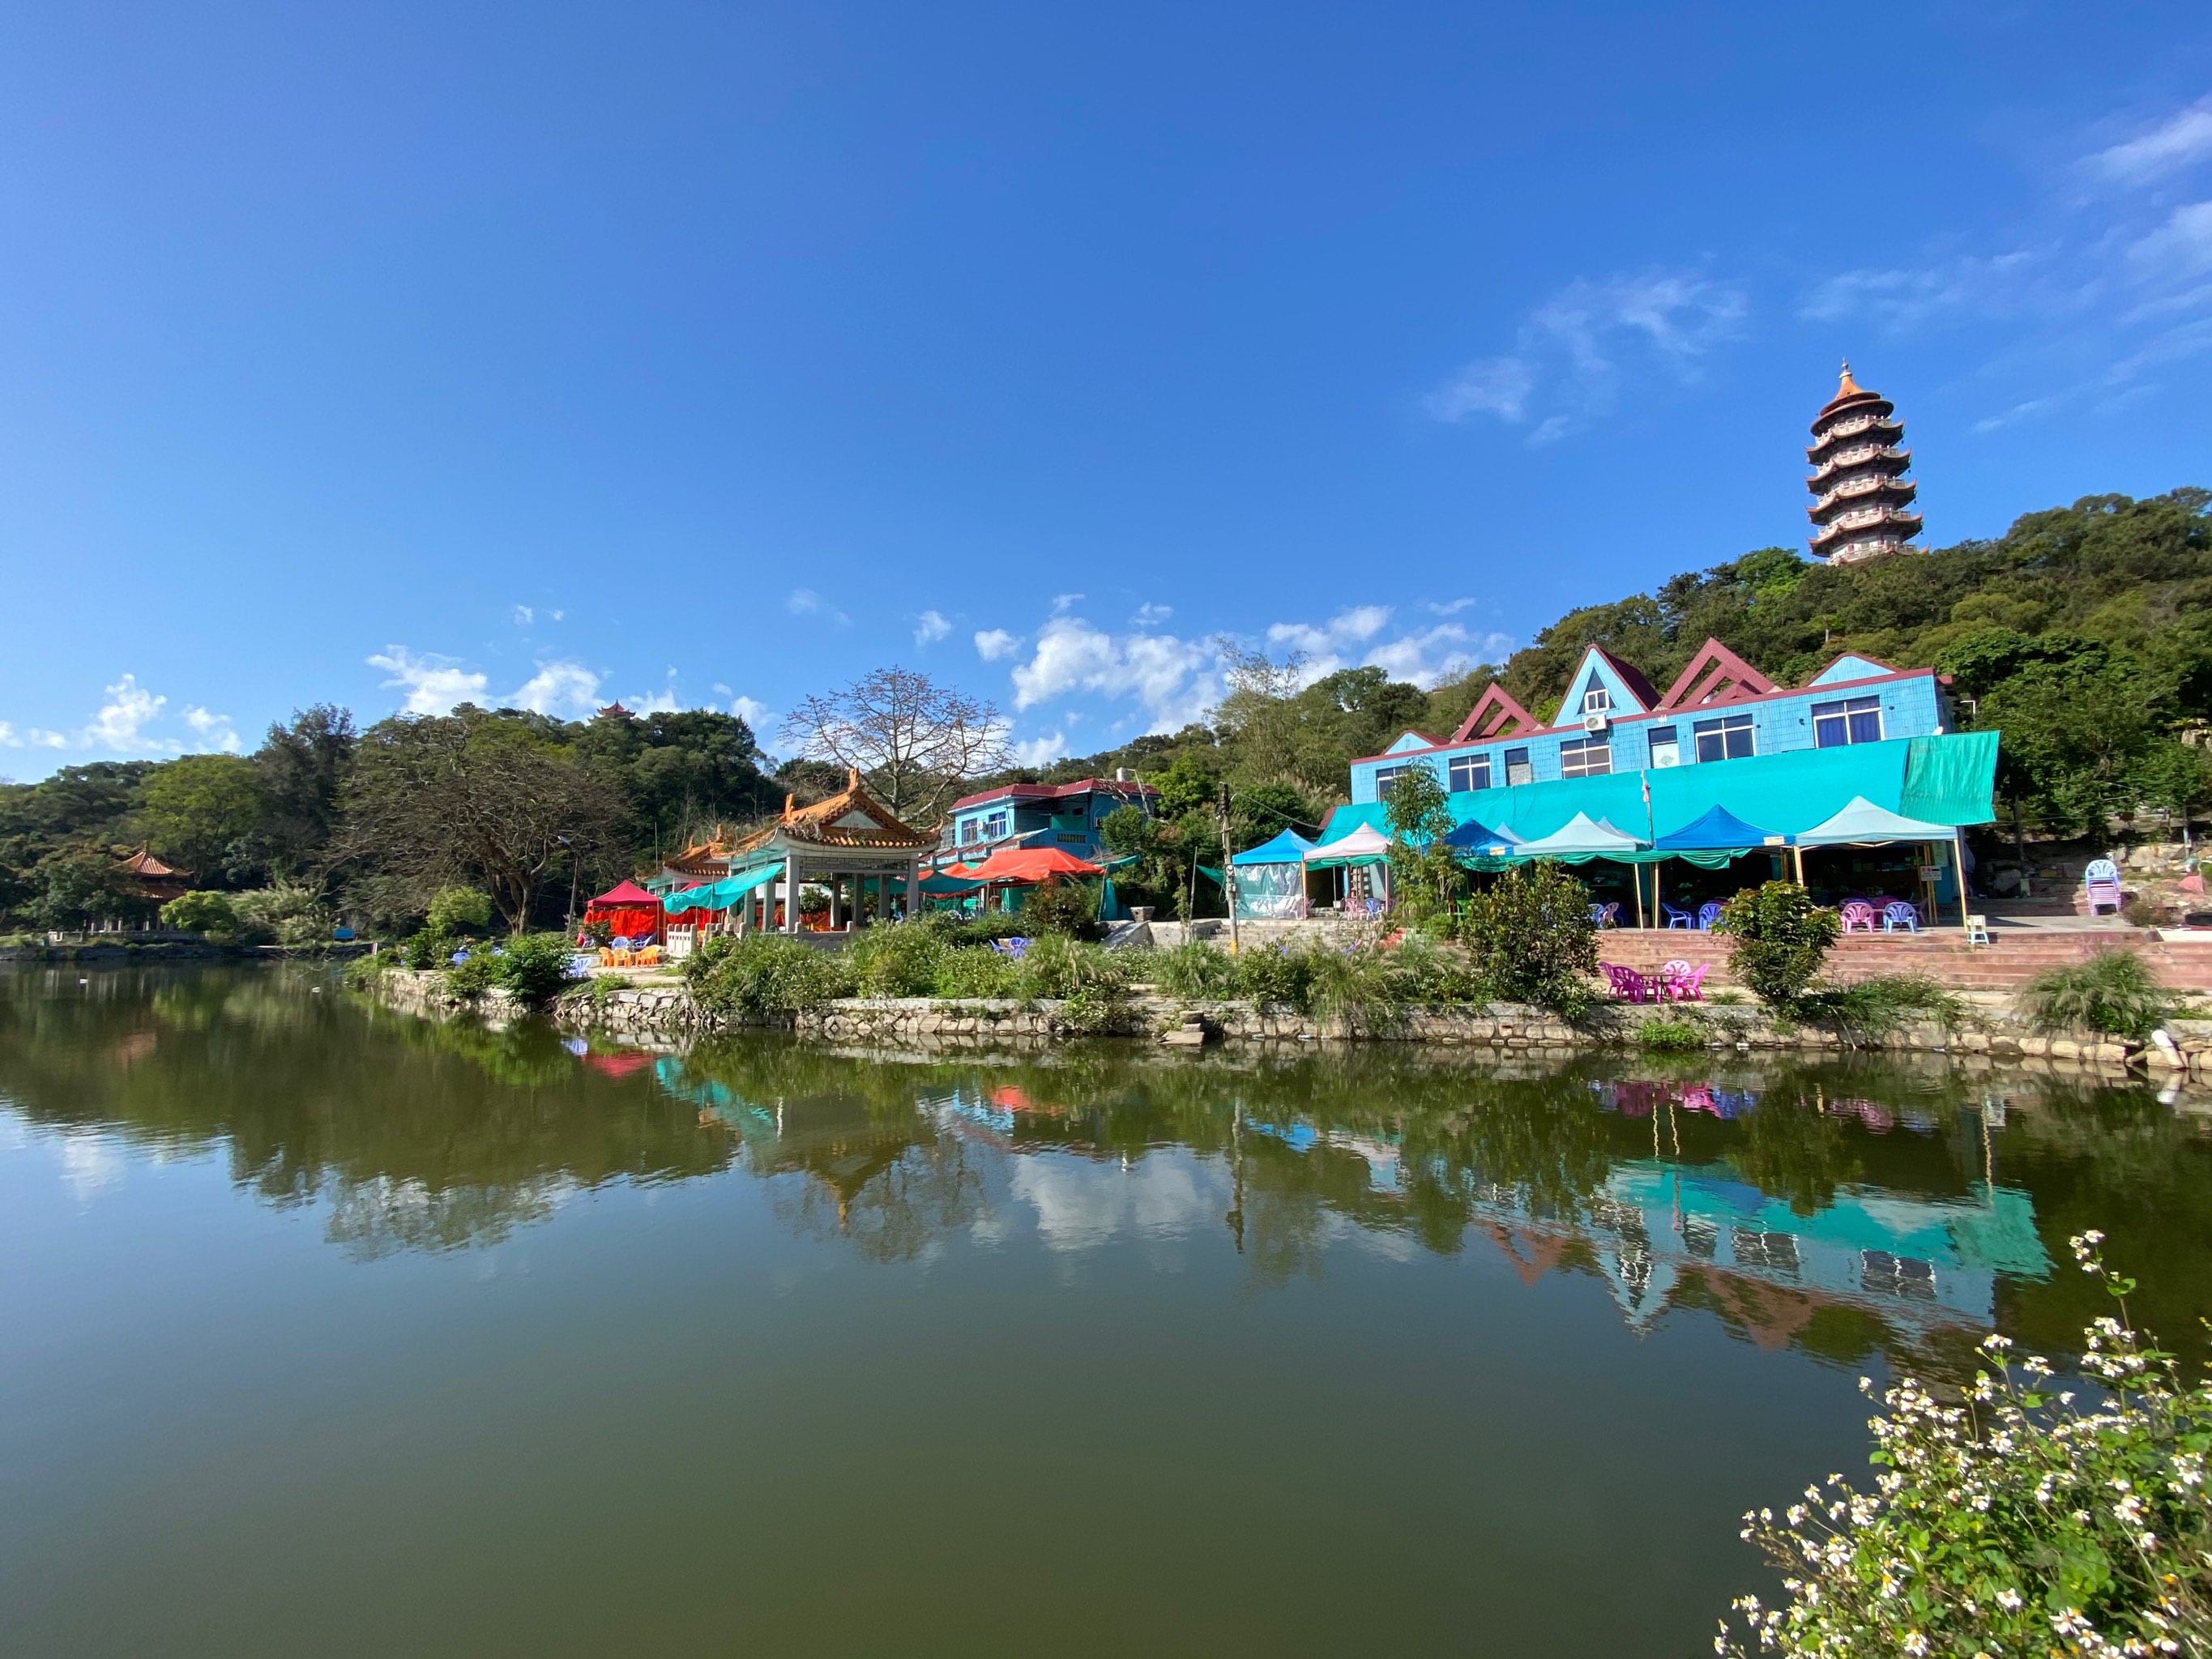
1382,765,1461,924
139,754,263,882
1720,881,1840,1012
1458,860,1597,1015
160,889,241,937
250,705,357,877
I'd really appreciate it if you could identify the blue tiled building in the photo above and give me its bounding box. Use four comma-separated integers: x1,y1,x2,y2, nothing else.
930,775,1159,871
1349,638,1956,806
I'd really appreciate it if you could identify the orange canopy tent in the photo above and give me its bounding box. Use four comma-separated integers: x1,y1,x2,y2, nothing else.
950,847,1104,884
583,879,663,942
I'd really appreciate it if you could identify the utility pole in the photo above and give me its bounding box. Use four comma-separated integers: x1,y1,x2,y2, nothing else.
1219,782,1240,956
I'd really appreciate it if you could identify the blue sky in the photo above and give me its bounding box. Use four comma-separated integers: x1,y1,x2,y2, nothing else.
4,3,2211,778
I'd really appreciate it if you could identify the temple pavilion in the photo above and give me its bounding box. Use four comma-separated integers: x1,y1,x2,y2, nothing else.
653,770,934,942
1806,363,1922,565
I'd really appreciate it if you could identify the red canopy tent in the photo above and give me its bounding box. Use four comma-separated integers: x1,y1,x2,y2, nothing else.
583,879,663,943
950,847,1104,884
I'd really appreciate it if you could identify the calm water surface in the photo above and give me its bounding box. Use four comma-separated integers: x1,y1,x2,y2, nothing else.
4,966,2209,1657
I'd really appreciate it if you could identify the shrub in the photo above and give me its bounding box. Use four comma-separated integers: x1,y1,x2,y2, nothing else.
2018,949,2176,1041
425,886,493,936
495,933,579,1004
1804,971,1967,1037
1721,881,1840,1013
1151,940,1239,1000
682,933,856,1019
1458,860,1598,1017
341,952,394,991
1302,941,1411,1034
160,889,239,938
846,921,948,997
1723,1235,2212,1658
443,949,498,1000
1018,880,1104,940
931,945,1025,999
232,882,332,946
1388,932,1487,1004
1234,942,1321,1012
400,928,453,970
1638,1017,1705,1052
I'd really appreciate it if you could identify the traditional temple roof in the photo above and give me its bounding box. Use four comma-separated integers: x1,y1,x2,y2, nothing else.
1813,361,1893,424
728,770,934,855
116,847,186,880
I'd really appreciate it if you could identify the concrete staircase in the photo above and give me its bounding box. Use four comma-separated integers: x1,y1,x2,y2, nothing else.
1593,926,2212,994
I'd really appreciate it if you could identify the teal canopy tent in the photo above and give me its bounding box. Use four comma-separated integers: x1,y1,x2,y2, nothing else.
1510,813,1645,859
1795,796,1958,847
664,864,784,915
1232,828,1314,919
1655,805,1787,851
919,873,986,895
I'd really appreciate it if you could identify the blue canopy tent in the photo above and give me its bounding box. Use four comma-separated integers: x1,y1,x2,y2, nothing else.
1231,829,1314,920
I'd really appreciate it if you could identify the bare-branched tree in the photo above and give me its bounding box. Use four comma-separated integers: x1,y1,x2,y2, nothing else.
780,667,1010,825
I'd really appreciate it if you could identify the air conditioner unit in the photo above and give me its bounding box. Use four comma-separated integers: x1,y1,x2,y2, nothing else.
1582,711,1608,733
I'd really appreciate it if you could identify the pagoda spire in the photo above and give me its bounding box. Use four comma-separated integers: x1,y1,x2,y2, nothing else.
1805,361,1921,565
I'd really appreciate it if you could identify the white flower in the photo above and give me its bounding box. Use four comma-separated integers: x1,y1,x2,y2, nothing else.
1996,1589,2023,1611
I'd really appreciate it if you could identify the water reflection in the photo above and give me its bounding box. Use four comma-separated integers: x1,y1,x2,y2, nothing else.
5,965,2209,1371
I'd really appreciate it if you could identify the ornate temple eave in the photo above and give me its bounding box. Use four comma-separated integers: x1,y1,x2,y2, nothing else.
1807,416,1902,460
1809,508,1923,549
1806,446,1911,489
1811,479,1919,518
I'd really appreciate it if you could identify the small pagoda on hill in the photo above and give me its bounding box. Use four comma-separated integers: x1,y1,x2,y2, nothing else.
1806,362,1922,565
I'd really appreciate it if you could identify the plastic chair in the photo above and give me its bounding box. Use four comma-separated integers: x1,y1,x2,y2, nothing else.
2085,858,2120,883
1695,901,1726,932
1964,915,1992,947
2083,860,2124,916
1881,902,1919,934
1661,904,1695,929
1668,963,1711,1002
1600,963,1648,1003
1587,902,1620,930
1839,900,1879,934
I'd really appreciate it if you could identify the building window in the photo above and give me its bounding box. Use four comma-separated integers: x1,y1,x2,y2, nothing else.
1504,747,1533,787
1693,714,1755,763
981,810,1010,839
1373,764,1407,797
1813,696,1884,748
1559,736,1612,778
1647,725,1680,768
1582,685,1612,715
1447,753,1492,793
959,819,980,845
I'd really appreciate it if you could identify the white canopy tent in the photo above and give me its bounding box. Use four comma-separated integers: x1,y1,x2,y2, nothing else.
1794,796,1957,846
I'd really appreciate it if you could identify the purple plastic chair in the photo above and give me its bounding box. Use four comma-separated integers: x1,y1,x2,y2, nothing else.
1880,902,1920,934
1839,901,1878,935
1695,901,1726,932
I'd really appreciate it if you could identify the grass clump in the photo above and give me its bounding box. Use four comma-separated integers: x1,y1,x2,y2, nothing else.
1637,1017,1706,1052
1803,972,1968,1038
1152,939,1239,1000
2018,949,2177,1042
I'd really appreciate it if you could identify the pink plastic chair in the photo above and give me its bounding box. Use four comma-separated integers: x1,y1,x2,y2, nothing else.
1600,963,1649,1003
1666,963,1710,1002
1839,900,1878,934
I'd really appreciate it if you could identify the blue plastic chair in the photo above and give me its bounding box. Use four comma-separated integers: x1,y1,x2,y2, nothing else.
1881,902,1920,934
1662,904,1695,929
1695,901,1726,932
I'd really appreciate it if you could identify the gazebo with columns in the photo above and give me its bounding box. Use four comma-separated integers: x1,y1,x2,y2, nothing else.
660,770,933,940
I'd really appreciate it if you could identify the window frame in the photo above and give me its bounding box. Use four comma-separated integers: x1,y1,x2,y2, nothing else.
1582,685,1612,715
1503,747,1533,787
1447,753,1492,793
1373,764,1407,798
1813,696,1885,748
1558,735,1613,778
1646,724,1680,768
1693,714,1755,763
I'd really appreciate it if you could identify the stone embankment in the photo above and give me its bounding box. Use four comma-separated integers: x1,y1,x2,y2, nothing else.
362,968,2211,1085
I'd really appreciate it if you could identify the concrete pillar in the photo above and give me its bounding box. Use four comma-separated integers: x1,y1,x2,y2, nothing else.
907,866,920,920
783,859,799,934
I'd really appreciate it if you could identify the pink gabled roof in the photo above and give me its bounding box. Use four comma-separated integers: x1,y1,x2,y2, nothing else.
947,776,1158,813
1580,646,1660,711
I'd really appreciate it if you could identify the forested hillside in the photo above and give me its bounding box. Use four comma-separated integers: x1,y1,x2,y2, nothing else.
3,488,2206,935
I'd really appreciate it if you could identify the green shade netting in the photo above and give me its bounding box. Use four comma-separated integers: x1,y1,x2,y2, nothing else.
1899,731,1999,826
664,863,785,914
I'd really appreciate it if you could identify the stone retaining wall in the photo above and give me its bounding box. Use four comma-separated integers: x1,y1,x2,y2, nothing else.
360,968,2193,1081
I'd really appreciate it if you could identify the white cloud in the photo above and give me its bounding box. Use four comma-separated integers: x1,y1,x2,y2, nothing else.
914,609,953,646
1011,730,1067,767
974,628,1019,662
181,706,242,753
1426,268,1746,441
1361,624,1484,688
1266,605,1392,659
369,646,489,715
1131,602,1173,626
1008,615,1219,728
731,696,777,732
788,588,851,626
550,609,565,622
512,604,534,626
2130,201,2212,277
1424,598,1475,616
1424,355,1534,423
0,721,67,749
81,674,168,751
1799,251,2045,330
2090,97,2212,185
509,660,603,719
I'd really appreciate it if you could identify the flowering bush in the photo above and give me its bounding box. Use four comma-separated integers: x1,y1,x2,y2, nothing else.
1723,1235,2212,1658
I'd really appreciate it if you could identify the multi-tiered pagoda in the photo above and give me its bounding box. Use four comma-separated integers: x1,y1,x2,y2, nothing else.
1805,362,1921,564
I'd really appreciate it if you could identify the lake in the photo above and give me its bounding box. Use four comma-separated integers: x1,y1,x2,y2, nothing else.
4,965,2206,1657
